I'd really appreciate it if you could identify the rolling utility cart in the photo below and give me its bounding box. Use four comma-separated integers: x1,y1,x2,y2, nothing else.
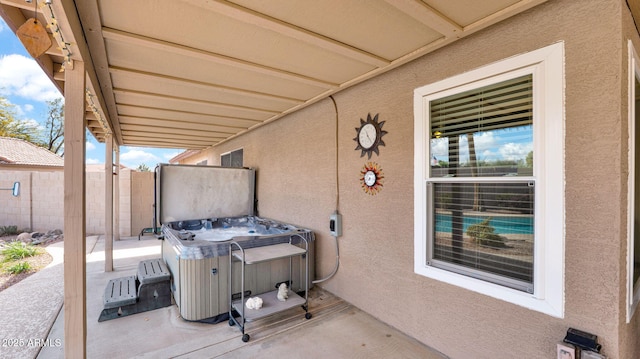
228,234,311,342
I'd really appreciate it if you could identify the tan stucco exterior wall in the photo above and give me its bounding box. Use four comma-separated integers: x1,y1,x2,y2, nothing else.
0,167,153,237
169,0,640,357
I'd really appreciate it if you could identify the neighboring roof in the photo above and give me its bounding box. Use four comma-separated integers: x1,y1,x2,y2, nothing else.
169,150,200,164
0,137,64,167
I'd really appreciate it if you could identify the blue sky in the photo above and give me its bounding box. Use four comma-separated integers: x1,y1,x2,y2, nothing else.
0,18,184,169
430,126,533,165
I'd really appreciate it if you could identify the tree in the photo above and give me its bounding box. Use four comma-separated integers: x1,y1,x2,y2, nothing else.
0,96,40,142
42,98,64,155
467,133,480,211
466,217,506,248
136,164,151,172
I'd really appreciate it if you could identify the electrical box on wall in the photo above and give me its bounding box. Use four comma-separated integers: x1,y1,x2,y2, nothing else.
329,212,342,237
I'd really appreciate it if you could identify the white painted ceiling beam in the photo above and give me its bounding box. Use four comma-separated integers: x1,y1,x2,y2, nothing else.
102,27,337,90
181,0,390,68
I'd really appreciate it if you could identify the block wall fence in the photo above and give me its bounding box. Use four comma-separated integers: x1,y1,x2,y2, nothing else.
0,166,155,237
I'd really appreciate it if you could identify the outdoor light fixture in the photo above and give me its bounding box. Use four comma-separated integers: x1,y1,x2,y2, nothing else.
0,182,20,197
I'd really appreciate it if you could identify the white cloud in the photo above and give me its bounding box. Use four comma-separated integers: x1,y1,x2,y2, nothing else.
120,149,160,167
0,18,6,33
430,138,449,159
473,132,497,149
499,142,533,162
86,158,100,165
86,141,96,151
21,118,43,131
23,104,34,112
163,151,182,160
430,130,534,164
0,54,62,102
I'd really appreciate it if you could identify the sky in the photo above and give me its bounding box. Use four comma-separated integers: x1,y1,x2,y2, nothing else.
430,125,533,165
0,18,184,169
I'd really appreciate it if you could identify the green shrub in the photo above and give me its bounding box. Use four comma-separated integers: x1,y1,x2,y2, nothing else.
1,242,39,261
0,225,18,236
6,262,31,274
466,217,507,248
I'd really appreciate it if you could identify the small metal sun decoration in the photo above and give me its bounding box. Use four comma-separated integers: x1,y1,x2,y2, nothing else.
353,113,387,159
360,162,384,195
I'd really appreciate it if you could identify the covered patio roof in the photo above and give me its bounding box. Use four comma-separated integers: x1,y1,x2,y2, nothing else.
0,0,552,357
1,0,546,150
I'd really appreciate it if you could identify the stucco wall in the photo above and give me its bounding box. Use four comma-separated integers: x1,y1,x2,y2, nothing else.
0,167,152,237
177,0,635,357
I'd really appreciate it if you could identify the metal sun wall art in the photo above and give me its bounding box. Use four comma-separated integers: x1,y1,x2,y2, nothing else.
353,113,387,159
353,113,387,195
360,162,384,195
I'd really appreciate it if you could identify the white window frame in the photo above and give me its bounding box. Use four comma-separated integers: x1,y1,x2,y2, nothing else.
413,42,565,318
627,40,640,323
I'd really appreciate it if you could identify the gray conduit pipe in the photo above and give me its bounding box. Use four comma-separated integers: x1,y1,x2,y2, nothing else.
312,235,339,284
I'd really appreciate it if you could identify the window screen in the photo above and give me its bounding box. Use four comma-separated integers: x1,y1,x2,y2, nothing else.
427,74,535,292
221,149,243,168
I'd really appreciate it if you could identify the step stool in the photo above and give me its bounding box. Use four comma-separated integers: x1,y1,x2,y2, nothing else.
98,258,172,322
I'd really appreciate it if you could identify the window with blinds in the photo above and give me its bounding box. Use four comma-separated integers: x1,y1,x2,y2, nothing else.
221,148,243,168
414,42,564,316
427,74,535,292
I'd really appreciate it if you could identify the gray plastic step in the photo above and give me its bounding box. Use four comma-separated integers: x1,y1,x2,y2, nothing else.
137,258,170,285
103,276,137,309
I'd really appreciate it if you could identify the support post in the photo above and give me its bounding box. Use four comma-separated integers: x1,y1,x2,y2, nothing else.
114,145,120,241
105,134,113,272
63,59,86,358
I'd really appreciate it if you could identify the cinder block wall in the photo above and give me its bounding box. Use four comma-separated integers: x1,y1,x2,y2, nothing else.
31,170,63,231
0,166,152,236
0,170,37,230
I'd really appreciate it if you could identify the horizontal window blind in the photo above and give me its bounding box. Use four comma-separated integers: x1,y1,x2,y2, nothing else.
430,75,533,138
427,74,535,292
429,181,535,291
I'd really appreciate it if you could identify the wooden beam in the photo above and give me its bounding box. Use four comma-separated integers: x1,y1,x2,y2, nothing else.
52,0,121,143
112,88,279,117
63,59,86,359
116,106,253,130
123,141,206,149
109,66,304,104
102,27,337,89
118,115,242,135
122,135,219,146
114,146,120,241
122,138,219,148
183,0,390,68
105,134,113,272
115,102,264,124
119,123,227,140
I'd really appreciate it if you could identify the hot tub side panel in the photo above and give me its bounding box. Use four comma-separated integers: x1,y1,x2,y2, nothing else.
162,234,315,321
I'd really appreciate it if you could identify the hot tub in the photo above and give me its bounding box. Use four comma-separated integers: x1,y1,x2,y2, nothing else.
156,164,314,322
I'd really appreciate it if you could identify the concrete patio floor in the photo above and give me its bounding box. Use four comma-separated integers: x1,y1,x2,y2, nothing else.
34,235,446,358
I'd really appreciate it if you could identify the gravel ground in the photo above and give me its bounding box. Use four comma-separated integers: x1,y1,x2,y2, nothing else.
0,235,57,292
